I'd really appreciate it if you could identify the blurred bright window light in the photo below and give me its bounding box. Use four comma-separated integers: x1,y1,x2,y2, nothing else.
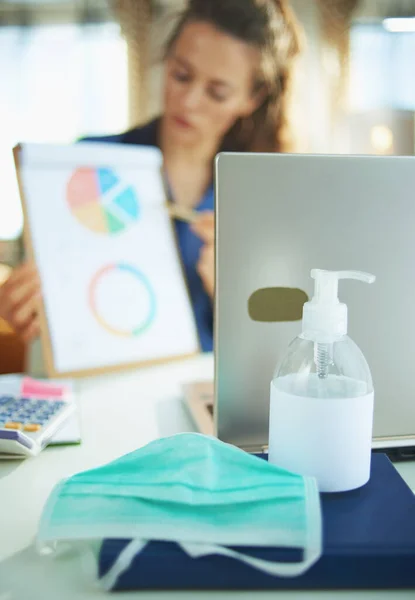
383,18,415,33
0,22,128,241
349,24,415,112
370,125,394,154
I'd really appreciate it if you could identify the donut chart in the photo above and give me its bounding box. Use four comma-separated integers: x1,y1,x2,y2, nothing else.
67,167,139,234
89,263,156,337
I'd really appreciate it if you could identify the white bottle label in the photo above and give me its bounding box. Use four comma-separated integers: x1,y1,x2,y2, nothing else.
269,379,374,493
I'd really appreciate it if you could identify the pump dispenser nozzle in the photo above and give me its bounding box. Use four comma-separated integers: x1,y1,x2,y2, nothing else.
302,269,375,340
302,269,376,379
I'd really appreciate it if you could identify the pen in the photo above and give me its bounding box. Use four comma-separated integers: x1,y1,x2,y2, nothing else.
167,204,198,223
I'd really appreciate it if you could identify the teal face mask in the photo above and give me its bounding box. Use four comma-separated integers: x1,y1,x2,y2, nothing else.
38,433,322,588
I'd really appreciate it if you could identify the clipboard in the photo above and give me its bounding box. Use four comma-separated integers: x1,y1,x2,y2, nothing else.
13,142,201,378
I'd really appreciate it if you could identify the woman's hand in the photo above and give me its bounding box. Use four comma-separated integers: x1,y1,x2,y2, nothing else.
191,211,214,245
0,262,41,343
197,243,214,299
191,211,215,299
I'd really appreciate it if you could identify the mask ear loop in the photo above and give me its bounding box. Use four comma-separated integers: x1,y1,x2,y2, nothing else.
98,539,147,591
182,478,322,578
181,538,320,578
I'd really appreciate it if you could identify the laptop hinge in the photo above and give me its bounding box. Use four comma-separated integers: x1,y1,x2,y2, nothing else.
241,444,269,454
372,435,415,449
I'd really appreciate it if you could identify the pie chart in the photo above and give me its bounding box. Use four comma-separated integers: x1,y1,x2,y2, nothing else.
66,167,140,234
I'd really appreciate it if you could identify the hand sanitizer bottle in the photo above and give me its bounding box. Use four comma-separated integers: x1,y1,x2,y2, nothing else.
268,269,376,492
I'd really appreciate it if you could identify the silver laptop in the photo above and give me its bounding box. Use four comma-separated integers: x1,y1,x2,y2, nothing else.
206,152,415,457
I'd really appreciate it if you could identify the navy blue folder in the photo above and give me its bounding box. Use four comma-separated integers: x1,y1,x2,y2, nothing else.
98,453,415,591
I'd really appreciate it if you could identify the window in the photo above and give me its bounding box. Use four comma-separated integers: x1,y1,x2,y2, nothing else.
0,21,128,240
349,23,415,111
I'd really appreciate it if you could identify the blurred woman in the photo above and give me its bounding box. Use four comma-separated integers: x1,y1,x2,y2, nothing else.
0,0,302,364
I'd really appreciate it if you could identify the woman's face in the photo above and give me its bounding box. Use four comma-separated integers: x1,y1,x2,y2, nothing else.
163,21,261,149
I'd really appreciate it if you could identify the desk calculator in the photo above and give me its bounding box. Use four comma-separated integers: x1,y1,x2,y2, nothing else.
0,395,76,458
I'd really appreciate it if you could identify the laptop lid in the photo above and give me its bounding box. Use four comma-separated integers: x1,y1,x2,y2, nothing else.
214,152,415,453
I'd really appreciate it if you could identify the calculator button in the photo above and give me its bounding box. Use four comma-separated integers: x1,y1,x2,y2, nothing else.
32,415,46,422
5,422,22,430
0,396,13,405
24,424,42,432
35,401,49,408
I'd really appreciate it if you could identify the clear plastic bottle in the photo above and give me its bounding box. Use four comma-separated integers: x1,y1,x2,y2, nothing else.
268,269,376,493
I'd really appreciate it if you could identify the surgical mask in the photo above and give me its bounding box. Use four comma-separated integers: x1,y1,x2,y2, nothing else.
38,433,322,589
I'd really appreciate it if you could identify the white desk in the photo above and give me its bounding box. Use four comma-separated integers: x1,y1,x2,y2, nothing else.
0,353,414,600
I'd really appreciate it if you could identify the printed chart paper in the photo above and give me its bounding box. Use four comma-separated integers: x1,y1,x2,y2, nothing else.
17,142,199,374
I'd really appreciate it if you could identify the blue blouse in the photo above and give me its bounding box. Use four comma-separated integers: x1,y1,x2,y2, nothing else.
82,119,214,352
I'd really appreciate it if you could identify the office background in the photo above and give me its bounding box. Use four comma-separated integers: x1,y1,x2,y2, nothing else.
0,0,414,370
